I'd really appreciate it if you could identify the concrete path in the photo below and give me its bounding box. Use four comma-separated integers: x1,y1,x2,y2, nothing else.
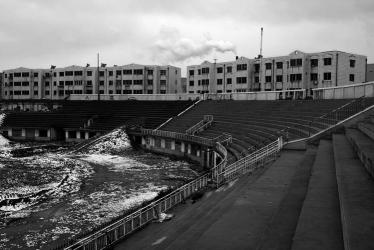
333,134,374,250
292,140,344,250
114,150,305,250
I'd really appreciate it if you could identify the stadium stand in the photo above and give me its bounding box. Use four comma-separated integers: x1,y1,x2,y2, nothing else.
162,99,372,164
1,100,194,140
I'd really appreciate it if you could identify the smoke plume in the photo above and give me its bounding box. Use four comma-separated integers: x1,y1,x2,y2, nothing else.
152,27,236,64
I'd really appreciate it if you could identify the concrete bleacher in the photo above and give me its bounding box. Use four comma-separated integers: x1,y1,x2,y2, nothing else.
1,100,194,141
162,99,356,164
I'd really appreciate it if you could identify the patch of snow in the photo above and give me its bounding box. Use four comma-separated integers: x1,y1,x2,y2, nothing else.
85,128,130,154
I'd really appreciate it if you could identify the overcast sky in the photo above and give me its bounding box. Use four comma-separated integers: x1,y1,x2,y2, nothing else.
0,0,373,76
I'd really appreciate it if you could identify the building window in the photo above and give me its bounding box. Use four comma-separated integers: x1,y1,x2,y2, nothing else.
290,58,302,67
74,71,83,76
160,90,166,94
276,62,283,69
290,74,302,82
108,80,113,85
189,81,194,86
123,90,132,94
160,70,167,76
254,76,259,83
22,90,30,95
148,80,153,85
33,72,38,77
311,59,318,67
350,59,356,68
134,80,143,85
323,72,332,80
160,80,166,85
147,70,153,75
39,129,48,137
217,79,223,85
227,78,232,84
99,71,105,77
21,72,29,77
133,90,143,94
45,90,50,95
227,90,232,93
22,81,29,86
65,71,73,76
349,74,355,82
198,69,201,75
237,64,247,71
310,73,318,81
116,70,122,76
254,64,260,73
99,81,104,86
265,76,272,82
226,66,232,73
59,72,64,77
202,79,209,85
324,58,332,66
86,71,92,76
14,72,21,77
276,75,283,82
134,69,143,75
189,70,194,76
265,63,272,70
202,67,209,74
236,77,247,84
123,69,132,75
12,129,22,137
217,67,223,73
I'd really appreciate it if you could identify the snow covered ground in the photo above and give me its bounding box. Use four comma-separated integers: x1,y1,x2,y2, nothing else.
0,128,200,249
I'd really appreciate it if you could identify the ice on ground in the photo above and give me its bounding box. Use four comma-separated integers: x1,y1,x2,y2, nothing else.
85,128,130,154
79,154,152,172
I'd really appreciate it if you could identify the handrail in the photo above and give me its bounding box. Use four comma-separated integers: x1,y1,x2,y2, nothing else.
185,115,213,135
220,137,283,184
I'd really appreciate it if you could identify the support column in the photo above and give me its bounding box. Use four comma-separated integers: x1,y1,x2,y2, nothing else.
187,144,191,154
35,129,39,138
21,129,26,137
206,149,210,167
141,136,146,145
171,140,175,150
8,129,12,137
76,131,81,139
65,131,69,140
213,151,217,167
161,139,165,148
85,132,89,139
47,129,51,138
181,142,185,153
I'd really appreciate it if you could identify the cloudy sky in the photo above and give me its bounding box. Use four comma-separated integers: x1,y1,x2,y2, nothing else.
0,0,373,75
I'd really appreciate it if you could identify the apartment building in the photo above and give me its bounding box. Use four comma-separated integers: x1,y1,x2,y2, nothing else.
1,64,182,100
187,50,367,96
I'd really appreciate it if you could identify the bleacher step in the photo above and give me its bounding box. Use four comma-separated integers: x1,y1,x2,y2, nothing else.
258,147,316,250
357,121,374,141
291,140,343,250
345,128,374,178
332,134,374,250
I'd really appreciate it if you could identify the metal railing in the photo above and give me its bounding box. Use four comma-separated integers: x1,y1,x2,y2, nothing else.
219,138,283,184
62,173,211,250
308,96,370,136
186,115,214,135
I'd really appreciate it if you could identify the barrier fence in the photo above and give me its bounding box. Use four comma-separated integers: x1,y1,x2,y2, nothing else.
220,138,283,184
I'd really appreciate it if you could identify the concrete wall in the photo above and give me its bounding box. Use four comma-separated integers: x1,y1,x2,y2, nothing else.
313,81,374,99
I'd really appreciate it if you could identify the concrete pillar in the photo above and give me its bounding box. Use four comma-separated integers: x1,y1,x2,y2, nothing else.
35,129,39,137
187,144,191,154
181,142,185,153
76,131,81,139
206,149,210,167
213,151,217,167
21,129,26,137
8,129,12,137
171,140,175,150
85,132,89,139
65,131,69,139
47,129,51,138
161,139,165,148
197,150,200,157
141,137,146,145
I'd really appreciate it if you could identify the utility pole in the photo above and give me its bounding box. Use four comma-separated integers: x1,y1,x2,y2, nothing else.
97,53,100,101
